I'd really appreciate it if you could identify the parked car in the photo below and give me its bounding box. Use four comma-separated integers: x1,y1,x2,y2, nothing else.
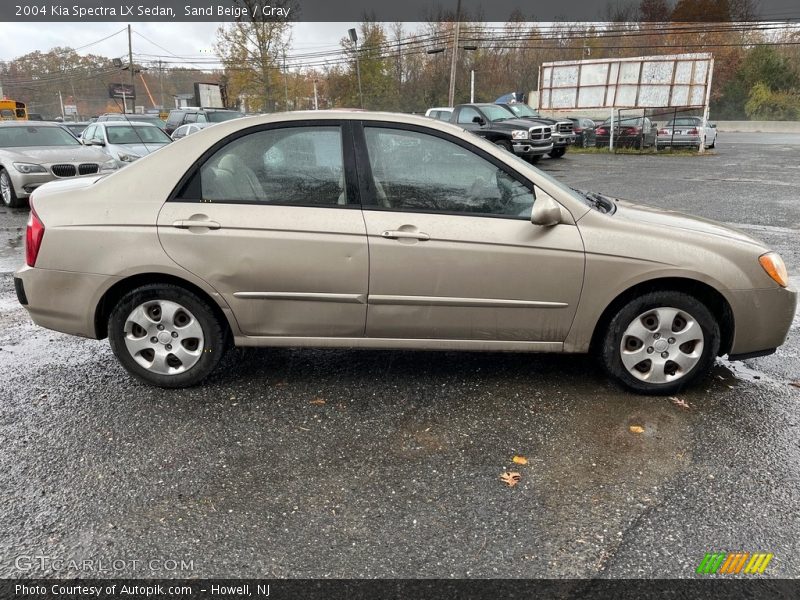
164,107,244,135
567,117,597,148
59,121,91,140
595,117,657,149
14,111,795,394
81,121,172,168
657,116,717,150
425,107,453,122
26,113,44,121
171,122,210,141
96,113,167,130
450,103,553,163
0,121,117,208
495,102,576,158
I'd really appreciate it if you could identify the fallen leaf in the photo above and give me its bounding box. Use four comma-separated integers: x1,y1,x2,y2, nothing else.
273,380,288,387
669,396,691,410
500,471,521,487
629,425,645,434
309,398,326,405
512,455,528,465
790,381,800,389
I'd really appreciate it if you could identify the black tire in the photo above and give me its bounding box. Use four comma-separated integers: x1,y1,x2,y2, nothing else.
527,155,541,164
549,147,566,158
709,137,716,149
494,139,512,152
108,284,231,388
0,168,24,208
600,291,720,395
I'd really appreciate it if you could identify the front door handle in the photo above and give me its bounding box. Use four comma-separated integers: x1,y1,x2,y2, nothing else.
172,220,221,230
382,230,430,241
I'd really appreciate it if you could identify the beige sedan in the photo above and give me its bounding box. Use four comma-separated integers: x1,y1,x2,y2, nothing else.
14,111,797,394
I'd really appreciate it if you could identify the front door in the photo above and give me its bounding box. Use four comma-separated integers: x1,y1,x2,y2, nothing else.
355,123,584,342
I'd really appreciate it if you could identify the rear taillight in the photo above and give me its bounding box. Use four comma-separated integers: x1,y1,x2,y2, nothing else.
658,128,669,135
574,127,583,133
597,128,607,134
687,127,698,134
25,204,45,267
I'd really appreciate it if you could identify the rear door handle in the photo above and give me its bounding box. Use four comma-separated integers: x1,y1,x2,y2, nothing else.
172,220,221,230
382,230,430,241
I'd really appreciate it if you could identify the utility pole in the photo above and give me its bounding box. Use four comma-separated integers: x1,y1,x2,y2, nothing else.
470,69,475,103
58,91,65,119
313,79,319,110
447,0,462,107
158,59,164,109
127,24,134,114
348,28,363,109
283,51,289,111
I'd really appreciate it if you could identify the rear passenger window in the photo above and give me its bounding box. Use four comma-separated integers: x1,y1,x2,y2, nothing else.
177,126,347,206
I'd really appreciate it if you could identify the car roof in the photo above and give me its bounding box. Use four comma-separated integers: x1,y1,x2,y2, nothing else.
0,121,61,128
99,120,160,127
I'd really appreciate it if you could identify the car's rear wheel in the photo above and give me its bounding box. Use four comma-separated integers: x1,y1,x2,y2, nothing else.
600,291,720,395
0,168,24,208
108,284,230,388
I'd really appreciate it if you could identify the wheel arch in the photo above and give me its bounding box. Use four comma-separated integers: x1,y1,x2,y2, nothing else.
94,272,234,340
589,277,735,357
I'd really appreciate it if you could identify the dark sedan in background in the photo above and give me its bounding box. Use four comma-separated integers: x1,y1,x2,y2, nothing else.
595,117,657,149
568,117,597,148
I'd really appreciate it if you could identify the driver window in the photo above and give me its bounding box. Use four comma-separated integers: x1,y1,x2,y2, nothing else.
457,107,481,124
363,127,535,219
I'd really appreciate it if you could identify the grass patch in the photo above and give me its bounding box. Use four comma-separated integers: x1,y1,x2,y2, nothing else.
569,146,715,156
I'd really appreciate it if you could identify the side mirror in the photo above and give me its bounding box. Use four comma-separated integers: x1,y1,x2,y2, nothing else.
472,115,485,125
531,195,562,227
710,122,717,128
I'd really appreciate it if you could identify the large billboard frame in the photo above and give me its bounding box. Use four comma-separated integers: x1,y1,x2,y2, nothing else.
538,53,714,151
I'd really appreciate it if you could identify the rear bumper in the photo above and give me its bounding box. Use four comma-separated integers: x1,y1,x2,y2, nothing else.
13,264,115,339
657,135,702,147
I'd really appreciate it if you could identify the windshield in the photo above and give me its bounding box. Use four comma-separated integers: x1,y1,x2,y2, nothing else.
107,125,171,144
0,125,80,147
505,104,538,118
481,105,517,122
207,111,244,123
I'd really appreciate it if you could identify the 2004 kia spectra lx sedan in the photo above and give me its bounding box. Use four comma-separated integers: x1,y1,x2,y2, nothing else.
13,111,797,394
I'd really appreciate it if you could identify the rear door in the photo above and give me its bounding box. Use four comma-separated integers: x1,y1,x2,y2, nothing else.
157,120,369,338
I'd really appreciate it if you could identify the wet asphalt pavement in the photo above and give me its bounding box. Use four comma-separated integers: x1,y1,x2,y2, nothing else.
0,134,798,579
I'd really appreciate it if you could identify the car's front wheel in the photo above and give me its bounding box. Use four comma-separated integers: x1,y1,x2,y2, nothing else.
0,168,24,208
600,291,720,395
549,147,566,158
108,284,230,388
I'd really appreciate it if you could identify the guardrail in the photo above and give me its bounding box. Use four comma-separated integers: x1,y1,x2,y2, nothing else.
714,121,800,133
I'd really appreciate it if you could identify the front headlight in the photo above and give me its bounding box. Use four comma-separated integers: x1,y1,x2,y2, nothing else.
759,252,789,287
13,162,47,174
511,130,529,140
100,159,118,172
117,152,140,163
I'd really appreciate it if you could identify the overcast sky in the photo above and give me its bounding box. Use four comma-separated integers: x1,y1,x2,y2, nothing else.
0,22,363,65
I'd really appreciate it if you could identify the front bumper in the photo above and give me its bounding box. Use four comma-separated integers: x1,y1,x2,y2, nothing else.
512,141,554,157
726,285,798,356
552,133,576,148
7,170,52,199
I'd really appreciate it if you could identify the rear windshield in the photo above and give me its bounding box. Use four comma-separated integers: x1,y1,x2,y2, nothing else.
207,111,244,123
0,125,80,147
667,117,701,126
106,125,171,144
